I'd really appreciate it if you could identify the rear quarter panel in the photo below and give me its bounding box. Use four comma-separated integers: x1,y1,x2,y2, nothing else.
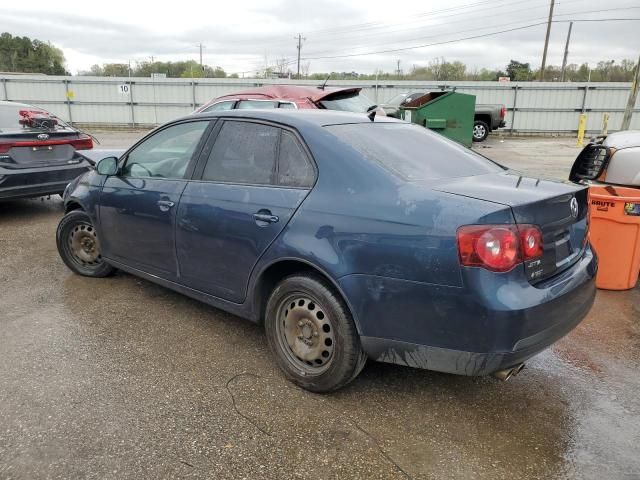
257,124,515,288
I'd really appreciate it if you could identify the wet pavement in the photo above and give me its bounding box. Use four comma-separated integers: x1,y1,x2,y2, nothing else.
1,134,639,479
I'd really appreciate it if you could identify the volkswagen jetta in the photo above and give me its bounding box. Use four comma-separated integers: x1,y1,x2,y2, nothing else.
57,110,597,392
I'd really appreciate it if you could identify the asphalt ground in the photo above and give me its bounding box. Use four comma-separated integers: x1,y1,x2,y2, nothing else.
1,131,638,479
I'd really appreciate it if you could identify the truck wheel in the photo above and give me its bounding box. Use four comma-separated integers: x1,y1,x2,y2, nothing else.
265,273,366,393
473,120,489,142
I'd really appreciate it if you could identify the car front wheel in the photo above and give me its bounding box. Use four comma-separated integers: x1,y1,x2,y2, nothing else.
265,273,366,392
472,120,490,142
56,210,116,277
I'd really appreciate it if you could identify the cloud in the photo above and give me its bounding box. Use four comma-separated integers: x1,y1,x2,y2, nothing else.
1,0,638,75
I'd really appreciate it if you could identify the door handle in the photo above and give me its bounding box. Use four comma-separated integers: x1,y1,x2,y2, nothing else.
253,211,279,224
157,200,175,212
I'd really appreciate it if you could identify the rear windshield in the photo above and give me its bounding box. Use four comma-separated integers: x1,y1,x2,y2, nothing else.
318,91,375,113
326,123,504,181
0,103,70,132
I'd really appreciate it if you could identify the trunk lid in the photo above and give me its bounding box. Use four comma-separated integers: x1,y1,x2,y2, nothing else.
0,129,88,168
435,171,588,283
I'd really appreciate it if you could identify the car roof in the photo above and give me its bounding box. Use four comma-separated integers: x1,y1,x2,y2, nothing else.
212,85,362,104
0,100,36,109
186,108,402,128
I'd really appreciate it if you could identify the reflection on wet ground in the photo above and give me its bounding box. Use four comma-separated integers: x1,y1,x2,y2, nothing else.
1,141,639,478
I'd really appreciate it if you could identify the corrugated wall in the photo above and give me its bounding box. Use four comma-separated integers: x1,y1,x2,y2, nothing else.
1,75,639,132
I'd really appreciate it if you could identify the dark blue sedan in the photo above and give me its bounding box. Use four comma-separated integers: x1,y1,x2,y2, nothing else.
57,110,597,392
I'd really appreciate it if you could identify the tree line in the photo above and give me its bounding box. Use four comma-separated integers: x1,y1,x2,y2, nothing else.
307,58,639,82
1,33,637,82
81,61,233,78
0,33,68,75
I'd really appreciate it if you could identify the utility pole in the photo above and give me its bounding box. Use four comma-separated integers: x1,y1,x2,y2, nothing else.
295,33,305,79
539,0,555,81
621,55,640,130
197,43,205,72
560,21,573,82
396,59,401,78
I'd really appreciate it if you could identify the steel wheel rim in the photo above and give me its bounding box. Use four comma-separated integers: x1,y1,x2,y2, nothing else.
473,124,486,139
275,293,336,375
67,222,103,267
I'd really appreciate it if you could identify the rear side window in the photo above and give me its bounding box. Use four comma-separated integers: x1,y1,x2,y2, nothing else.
203,121,278,184
326,123,504,181
278,131,314,187
237,100,279,109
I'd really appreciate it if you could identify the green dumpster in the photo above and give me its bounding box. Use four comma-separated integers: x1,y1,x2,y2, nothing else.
399,91,476,147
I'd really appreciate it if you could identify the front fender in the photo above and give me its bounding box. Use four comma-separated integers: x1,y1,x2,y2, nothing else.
63,169,105,223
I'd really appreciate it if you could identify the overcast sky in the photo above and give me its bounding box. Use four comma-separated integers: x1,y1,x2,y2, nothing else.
2,0,639,75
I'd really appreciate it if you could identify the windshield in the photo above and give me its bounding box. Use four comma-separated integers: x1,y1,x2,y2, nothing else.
318,91,375,113
326,123,504,181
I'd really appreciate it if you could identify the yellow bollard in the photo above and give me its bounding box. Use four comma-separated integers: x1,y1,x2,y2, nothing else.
602,113,610,136
577,113,587,147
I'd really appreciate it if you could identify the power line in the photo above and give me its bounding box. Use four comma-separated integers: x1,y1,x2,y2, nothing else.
228,3,639,59
302,5,640,55
216,0,549,50
300,18,640,61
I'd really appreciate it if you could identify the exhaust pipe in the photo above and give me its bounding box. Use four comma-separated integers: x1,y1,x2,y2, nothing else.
492,363,525,381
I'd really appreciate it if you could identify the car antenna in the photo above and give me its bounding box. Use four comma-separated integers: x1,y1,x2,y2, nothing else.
318,75,330,90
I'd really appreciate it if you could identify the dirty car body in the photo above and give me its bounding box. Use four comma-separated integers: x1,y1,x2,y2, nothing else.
0,101,95,200
62,110,596,380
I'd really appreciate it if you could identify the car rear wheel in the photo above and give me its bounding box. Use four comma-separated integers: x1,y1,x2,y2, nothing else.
472,120,490,142
265,274,366,392
56,210,115,277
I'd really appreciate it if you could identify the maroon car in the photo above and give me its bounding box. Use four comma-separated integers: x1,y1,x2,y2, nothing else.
196,85,383,114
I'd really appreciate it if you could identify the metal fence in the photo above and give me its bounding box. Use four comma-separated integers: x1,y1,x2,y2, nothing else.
1,74,639,133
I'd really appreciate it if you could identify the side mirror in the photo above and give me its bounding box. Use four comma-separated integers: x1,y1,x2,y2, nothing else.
96,156,119,176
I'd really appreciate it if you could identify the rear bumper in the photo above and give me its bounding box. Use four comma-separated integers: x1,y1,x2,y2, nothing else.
0,162,91,200
340,245,597,376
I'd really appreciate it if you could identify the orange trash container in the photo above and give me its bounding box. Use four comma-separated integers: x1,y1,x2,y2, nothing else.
588,185,640,290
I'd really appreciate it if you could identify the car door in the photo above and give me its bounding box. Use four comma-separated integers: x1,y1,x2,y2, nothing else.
99,120,211,281
175,120,315,302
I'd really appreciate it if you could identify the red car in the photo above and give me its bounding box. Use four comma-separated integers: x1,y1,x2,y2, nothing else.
196,85,383,114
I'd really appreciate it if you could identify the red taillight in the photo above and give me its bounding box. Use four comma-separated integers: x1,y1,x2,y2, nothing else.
457,224,543,273
0,134,92,153
500,106,507,118
69,136,93,150
519,225,543,260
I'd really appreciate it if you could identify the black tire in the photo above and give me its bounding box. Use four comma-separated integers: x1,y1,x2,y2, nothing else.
265,274,367,392
472,120,490,142
56,210,116,277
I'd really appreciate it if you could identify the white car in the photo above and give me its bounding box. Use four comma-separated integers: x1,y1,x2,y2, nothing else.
570,130,640,185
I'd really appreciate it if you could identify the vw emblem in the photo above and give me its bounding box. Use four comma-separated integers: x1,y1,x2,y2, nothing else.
37,133,49,140
570,197,579,218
